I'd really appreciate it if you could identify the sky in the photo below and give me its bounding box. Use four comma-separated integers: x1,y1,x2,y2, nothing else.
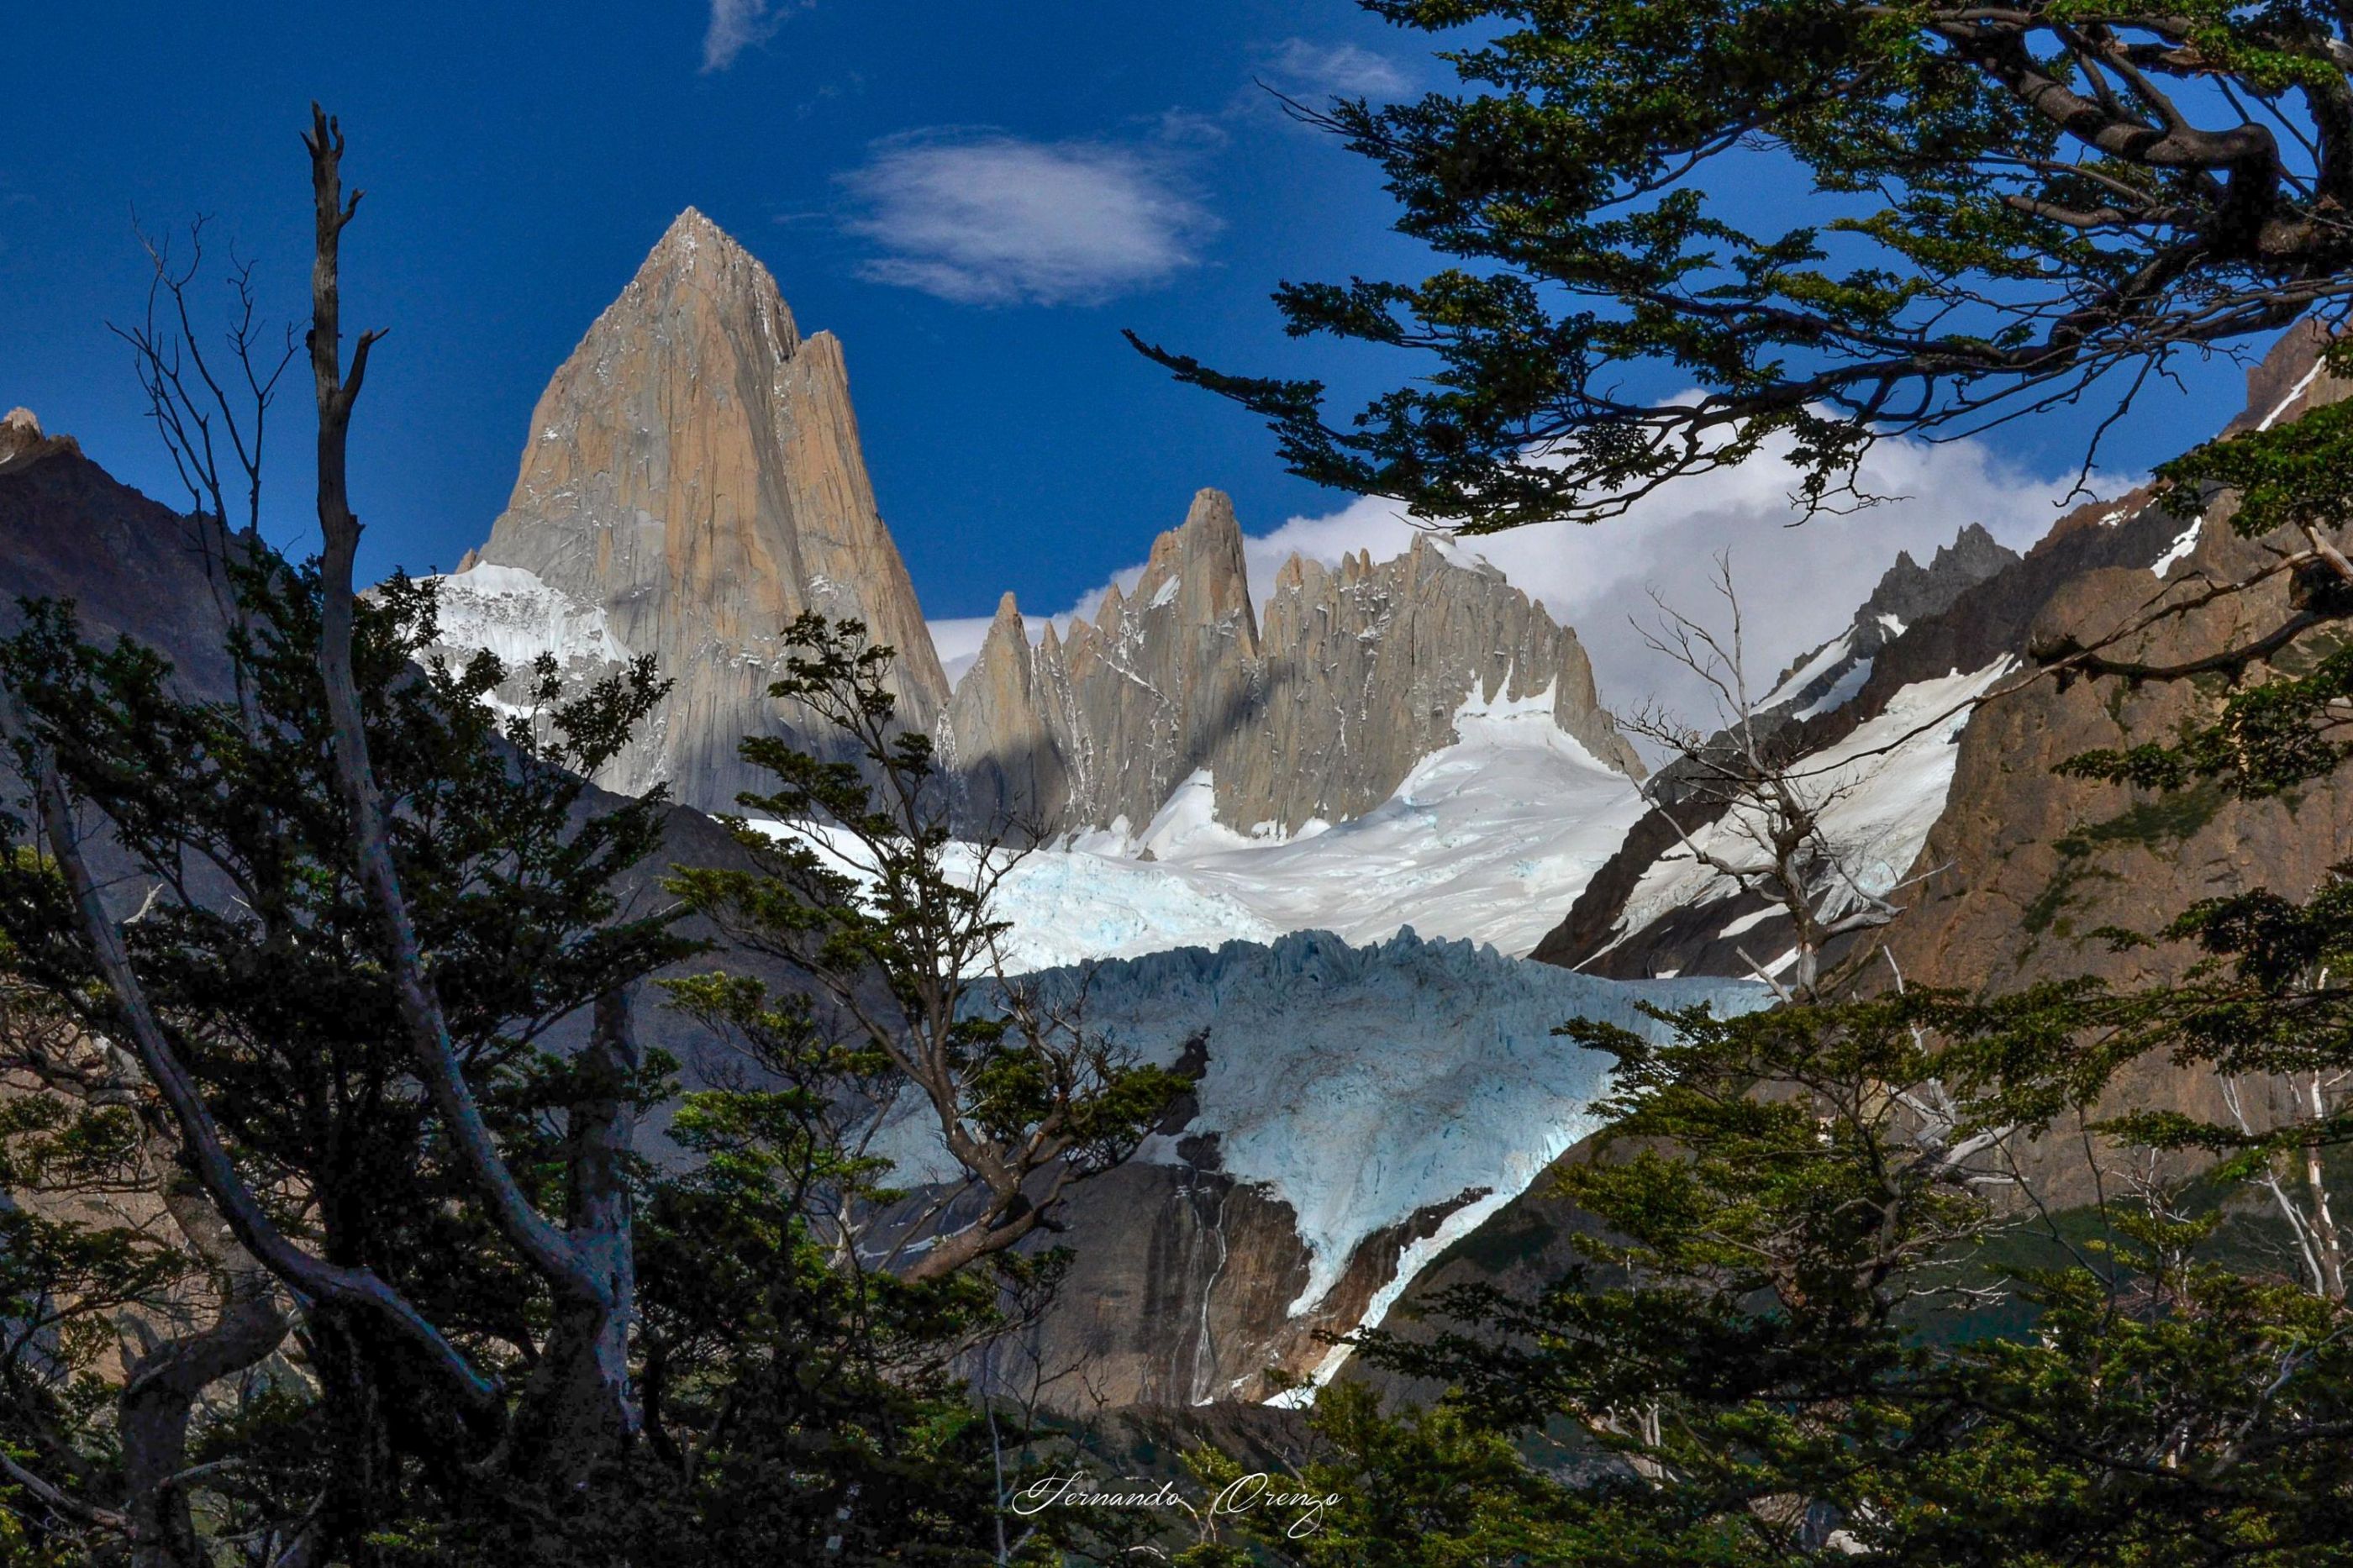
0,1,2277,726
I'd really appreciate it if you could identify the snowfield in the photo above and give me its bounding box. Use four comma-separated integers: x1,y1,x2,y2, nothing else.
750,679,1647,970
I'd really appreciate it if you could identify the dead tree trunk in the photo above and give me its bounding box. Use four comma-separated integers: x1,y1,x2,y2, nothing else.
300,106,637,1484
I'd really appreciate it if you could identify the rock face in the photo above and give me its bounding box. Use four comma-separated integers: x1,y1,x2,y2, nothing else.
1234,535,1641,830
1882,324,2353,1052
942,489,1261,834
942,493,1641,838
423,209,948,811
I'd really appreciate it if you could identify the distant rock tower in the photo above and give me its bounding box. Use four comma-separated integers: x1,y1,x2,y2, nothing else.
423,209,948,809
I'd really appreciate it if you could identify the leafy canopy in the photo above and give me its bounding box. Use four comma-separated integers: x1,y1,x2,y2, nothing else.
1136,1,2353,529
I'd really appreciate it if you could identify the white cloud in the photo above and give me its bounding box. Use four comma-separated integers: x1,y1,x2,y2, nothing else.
1025,432,2098,748
701,0,791,72
1262,37,1410,97
840,130,1219,307
927,616,995,686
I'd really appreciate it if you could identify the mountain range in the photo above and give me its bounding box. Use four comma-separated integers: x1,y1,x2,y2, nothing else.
11,212,2351,1422
417,212,1640,840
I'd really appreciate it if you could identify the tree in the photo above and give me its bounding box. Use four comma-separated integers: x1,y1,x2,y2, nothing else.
1135,1,2353,529
665,613,1187,1285
0,107,690,1559
1617,558,1942,1002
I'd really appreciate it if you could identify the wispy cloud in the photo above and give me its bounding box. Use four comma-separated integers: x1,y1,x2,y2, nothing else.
1261,37,1410,98
840,130,1219,307
702,0,796,72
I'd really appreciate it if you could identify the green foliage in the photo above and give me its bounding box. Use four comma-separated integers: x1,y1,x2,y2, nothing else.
1137,2,2353,528
666,614,1186,1270
0,547,693,1550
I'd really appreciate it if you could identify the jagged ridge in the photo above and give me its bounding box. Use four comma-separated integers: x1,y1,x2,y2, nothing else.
942,490,1642,839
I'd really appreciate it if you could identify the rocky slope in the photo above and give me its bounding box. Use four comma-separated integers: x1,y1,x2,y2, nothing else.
942,492,1641,839
0,409,240,697
1863,326,2353,1195
421,209,948,812
1761,522,2019,721
869,929,1761,1411
1532,497,2198,980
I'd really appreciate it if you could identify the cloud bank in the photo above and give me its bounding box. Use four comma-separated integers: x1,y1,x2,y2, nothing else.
840,130,1219,306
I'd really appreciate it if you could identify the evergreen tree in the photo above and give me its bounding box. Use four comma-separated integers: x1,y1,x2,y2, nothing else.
1135,1,2353,529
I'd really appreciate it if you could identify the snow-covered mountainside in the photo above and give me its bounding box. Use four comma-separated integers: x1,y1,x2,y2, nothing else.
875,928,1766,1408
1534,492,2229,981
755,677,1645,967
1601,660,2013,974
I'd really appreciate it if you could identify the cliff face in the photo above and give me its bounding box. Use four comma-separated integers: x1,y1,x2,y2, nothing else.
423,209,947,810
1229,534,1640,830
942,493,1641,839
942,489,1261,834
1884,324,2352,998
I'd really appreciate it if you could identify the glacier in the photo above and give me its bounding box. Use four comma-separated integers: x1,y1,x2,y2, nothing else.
871,927,1768,1380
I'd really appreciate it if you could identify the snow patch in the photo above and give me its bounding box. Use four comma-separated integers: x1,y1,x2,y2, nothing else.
2152,516,2203,577
1762,630,1856,713
2259,360,2327,432
1795,657,1873,721
767,676,1647,966
1716,903,1783,940
736,817,1283,973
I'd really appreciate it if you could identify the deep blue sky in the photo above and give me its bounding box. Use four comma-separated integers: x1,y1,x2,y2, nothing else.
3,1,2258,628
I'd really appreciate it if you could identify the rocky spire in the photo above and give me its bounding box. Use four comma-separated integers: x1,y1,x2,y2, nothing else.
1048,488,1266,831
424,209,947,809
940,593,1071,830
1859,523,2018,627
